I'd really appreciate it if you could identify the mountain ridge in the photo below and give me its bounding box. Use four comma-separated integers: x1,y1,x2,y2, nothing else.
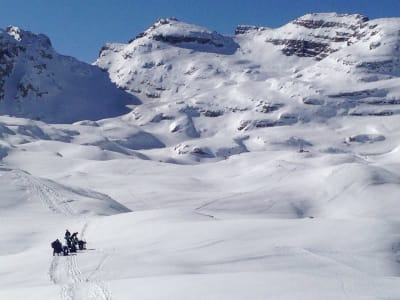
92,12,400,161
0,26,139,123
0,12,399,162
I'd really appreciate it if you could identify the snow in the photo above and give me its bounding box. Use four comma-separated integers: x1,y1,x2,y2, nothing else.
1,12,400,300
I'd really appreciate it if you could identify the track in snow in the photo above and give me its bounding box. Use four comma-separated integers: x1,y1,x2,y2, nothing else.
59,254,112,300
15,170,75,215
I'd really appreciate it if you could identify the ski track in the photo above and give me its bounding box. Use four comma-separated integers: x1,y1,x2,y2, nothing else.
49,255,60,284
59,254,112,300
15,170,75,215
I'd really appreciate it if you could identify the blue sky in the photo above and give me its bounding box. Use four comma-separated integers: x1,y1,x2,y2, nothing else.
0,0,399,62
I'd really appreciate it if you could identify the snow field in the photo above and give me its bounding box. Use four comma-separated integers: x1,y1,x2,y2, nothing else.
1,12,400,299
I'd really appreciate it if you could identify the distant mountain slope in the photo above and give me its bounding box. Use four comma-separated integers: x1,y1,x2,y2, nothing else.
95,14,400,160
0,26,139,123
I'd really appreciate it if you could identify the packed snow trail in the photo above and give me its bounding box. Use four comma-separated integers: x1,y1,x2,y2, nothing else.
60,254,112,300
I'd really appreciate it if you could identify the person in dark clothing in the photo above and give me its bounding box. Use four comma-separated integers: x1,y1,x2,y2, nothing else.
51,239,62,256
65,229,71,240
65,229,72,248
71,232,79,245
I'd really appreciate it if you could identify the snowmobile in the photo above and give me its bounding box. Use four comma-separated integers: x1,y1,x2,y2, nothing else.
66,237,87,252
78,240,87,250
62,245,69,256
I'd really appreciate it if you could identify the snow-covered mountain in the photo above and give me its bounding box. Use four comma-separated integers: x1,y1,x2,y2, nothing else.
0,26,138,123
94,13,400,161
2,13,400,300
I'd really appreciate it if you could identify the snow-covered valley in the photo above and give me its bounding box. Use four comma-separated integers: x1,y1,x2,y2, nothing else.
1,12,400,299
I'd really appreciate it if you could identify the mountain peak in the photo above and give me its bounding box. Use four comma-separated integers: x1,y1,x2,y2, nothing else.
6,26,23,41
0,25,138,123
132,17,219,42
6,25,52,48
123,17,239,55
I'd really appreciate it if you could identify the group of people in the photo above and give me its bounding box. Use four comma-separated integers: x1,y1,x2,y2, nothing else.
51,229,86,256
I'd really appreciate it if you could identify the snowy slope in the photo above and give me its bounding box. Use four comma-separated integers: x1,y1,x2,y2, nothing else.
1,12,400,300
95,14,400,161
0,26,139,123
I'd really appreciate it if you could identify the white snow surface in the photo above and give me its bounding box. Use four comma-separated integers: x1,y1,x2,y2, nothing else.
1,12,400,299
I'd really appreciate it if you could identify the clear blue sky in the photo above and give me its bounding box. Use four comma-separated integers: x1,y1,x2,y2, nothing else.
0,0,399,63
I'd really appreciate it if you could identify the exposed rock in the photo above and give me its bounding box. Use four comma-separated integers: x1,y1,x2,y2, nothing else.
329,89,387,99
267,13,369,60
235,25,268,35
346,134,385,143
292,13,368,29
302,98,324,105
268,39,331,60
150,113,175,123
255,101,284,113
201,109,224,117
128,18,239,54
349,110,397,116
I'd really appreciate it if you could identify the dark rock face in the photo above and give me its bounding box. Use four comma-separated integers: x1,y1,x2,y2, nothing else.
328,89,388,99
267,13,369,60
357,60,400,75
201,109,224,117
235,25,267,35
268,39,331,60
238,114,298,131
0,34,25,99
152,34,225,48
255,102,283,113
130,18,179,42
292,14,369,29
0,27,54,101
128,18,239,54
